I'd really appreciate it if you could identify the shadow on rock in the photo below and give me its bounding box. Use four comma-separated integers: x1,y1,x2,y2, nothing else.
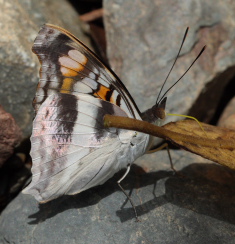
165,163,235,225
27,162,235,224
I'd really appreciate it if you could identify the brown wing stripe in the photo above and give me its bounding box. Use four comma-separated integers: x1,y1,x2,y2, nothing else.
105,85,114,102
116,94,121,107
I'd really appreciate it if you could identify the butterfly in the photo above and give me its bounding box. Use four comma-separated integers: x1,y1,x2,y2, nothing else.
23,24,166,211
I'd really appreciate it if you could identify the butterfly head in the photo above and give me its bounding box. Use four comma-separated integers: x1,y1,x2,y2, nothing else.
141,97,167,126
154,97,167,121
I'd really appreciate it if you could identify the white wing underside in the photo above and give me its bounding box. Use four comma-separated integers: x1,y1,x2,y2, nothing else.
23,93,149,202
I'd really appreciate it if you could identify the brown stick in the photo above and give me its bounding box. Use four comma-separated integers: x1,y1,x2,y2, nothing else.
104,115,235,150
80,9,103,22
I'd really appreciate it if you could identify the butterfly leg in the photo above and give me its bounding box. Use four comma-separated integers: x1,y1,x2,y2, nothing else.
117,164,140,221
147,142,177,174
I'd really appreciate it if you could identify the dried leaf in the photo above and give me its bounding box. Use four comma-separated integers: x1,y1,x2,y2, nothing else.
104,115,235,170
163,120,235,169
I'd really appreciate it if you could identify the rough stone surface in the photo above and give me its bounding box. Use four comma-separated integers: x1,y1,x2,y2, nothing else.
104,0,235,123
0,105,22,167
0,153,30,212
0,0,91,137
218,96,235,130
1,151,235,243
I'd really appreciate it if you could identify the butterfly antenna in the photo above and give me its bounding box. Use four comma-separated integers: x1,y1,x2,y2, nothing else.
156,27,189,105
158,45,206,105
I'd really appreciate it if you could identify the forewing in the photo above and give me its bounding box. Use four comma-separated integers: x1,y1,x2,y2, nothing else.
32,24,141,119
23,24,150,203
23,93,133,202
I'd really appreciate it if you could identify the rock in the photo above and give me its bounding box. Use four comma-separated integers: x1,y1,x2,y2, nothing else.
0,0,91,137
0,153,30,212
0,105,22,167
1,151,235,243
217,96,235,130
103,0,235,123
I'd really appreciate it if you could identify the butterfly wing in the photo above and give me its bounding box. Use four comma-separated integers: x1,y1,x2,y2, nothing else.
32,24,141,119
23,24,149,202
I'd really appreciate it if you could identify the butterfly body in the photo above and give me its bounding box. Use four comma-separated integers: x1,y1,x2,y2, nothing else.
23,24,164,203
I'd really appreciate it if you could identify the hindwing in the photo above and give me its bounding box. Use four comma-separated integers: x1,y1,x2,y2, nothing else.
23,24,149,202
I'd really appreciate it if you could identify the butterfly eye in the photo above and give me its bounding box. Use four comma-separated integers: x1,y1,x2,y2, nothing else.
154,97,167,120
153,106,166,120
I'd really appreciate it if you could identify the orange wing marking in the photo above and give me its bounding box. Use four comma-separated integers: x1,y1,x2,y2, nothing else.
61,78,74,94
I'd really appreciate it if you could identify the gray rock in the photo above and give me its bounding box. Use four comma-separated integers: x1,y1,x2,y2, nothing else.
0,105,22,167
0,0,91,137
1,151,235,244
104,0,235,123
218,96,235,130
